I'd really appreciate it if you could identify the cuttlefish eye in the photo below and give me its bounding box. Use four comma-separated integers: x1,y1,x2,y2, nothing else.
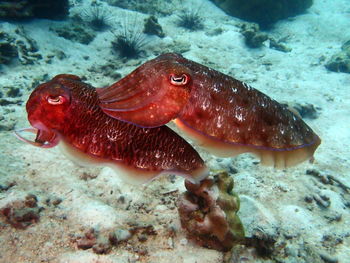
169,73,190,86
47,95,66,105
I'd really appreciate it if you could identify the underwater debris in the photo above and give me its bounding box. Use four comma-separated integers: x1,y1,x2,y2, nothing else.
0,0,69,20
287,102,320,120
0,98,22,106
244,229,277,258
82,5,112,32
0,181,16,192
143,16,165,38
239,23,268,48
74,228,113,254
239,23,291,52
306,169,350,193
210,0,313,29
178,172,244,252
51,22,96,45
5,86,22,98
269,38,292,53
0,42,18,65
1,28,42,65
109,228,132,245
45,196,63,207
326,53,350,73
111,22,147,59
0,32,18,65
325,40,350,73
0,194,43,229
74,228,98,250
74,226,151,255
177,9,204,31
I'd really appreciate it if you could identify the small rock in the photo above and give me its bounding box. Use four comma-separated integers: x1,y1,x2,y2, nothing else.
325,40,350,73
51,197,62,206
92,237,112,254
45,196,63,207
0,194,42,229
143,16,165,38
245,229,277,257
324,212,342,223
52,22,96,45
75,228,97,250
290,103,320,119
304,195,313,203
239,23,268,48
313,194,330,208
0,181,16,192
6,87,22,98
269,38,291,52
137,233,148,242
25,194,38,208
319,251,338,263
0,42,18,64
109,229,132,245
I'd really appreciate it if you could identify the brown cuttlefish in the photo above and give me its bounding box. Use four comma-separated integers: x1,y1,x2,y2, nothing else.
15,74,208,184
98,53,321,168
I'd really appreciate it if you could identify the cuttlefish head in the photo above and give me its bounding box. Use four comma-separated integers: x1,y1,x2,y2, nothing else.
98,53,193,128
15,74,78,148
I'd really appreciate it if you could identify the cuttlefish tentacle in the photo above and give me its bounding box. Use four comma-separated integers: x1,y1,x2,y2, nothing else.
14,128,59,148
16,74,209,184
98,53,321,168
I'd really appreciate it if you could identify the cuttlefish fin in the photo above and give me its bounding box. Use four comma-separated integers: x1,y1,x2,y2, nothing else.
174,119,321,169
98,79,176,127
58,138,208,185
98,83,189,128
100,103,178,128
97,81,166,112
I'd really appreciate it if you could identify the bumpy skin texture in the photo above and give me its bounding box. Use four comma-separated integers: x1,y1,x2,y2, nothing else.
24,74,207,182
98,53,321,168
178,172,245,252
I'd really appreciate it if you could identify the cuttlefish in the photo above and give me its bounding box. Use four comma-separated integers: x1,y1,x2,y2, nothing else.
15,74,208,184
98,53,321,168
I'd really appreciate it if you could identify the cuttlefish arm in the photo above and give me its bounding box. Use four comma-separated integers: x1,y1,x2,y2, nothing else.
14,127,59,148
98,53,321,168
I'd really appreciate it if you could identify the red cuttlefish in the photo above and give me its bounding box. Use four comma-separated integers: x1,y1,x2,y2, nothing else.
14,74,208,184
98,53,321,168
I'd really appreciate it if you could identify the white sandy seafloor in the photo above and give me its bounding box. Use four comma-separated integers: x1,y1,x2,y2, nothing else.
0,0,350,262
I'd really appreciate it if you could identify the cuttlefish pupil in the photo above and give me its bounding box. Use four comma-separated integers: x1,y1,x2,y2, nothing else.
47,95,65,105
170,74,189,86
